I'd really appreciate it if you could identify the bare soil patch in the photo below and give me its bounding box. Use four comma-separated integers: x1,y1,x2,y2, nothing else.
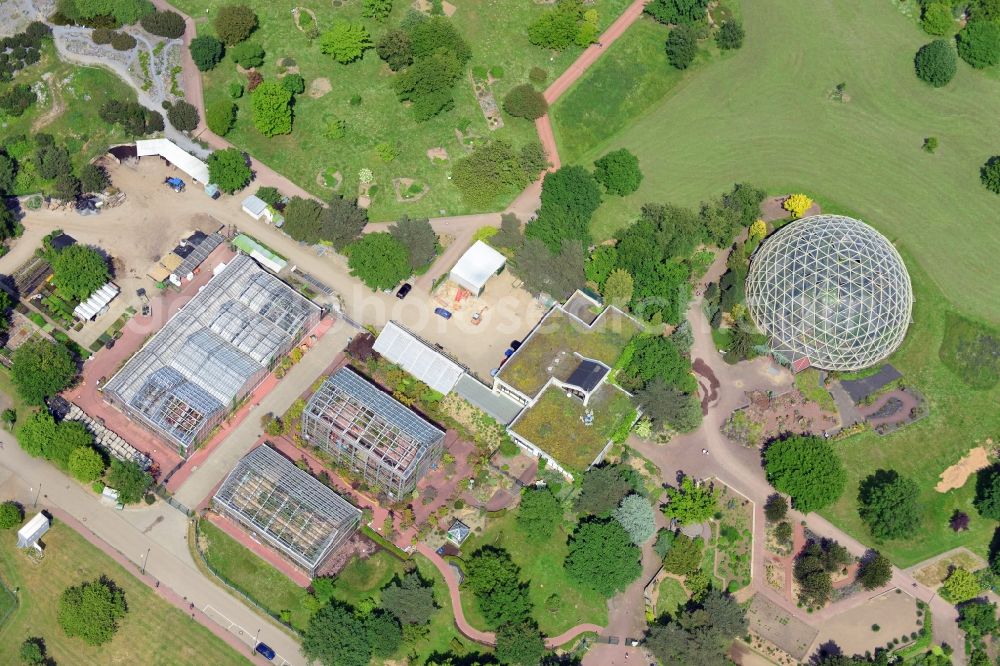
31,73,66,132
936,446,991,492
308,77,332,99
748,594,817,662
426,147,449,162
911,548,986,587
724,389,839,447
413,0,457,16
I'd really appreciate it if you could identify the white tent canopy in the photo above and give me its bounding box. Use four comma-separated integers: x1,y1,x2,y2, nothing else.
373,321,464,394
17,513,49,548
74,282,120,320
136,139,210,184
449,241,506,295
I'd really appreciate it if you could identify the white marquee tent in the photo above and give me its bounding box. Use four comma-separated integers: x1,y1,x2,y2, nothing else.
372,321,464,394
136,139,210,184
449,241,506,296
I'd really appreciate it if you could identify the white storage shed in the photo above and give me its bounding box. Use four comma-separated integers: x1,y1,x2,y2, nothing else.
448,241,506,296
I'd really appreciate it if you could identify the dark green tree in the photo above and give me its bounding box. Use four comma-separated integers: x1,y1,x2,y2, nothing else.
975,464,1000,519
980,156,1000,194
214,4,258,45
364,610,402,658
593,148,643,196
0,501,23,529
958,599,999,641
620,335,696,393
496,620,545,666
106,460,153,505
166,100,199,132
914,40,957,87
564,519,642,597
857,551,893,590
18,637,46,666
510,238,585,301
206,100,237,136
464,546,533,628
139,10,185,38
645,589,746,665
492,213,524,251
79,163,109,193
645,0,710,26
10,339,76,405
302,601,371,666
525,166,602,252
858,469,921,540
190,35,224,71
282,197,324,242
381,572,437,625
407,15,471,62
323,196,369,250
716,19,744,50
281,73,305,95
635,379,702,432
229,41,265,68
453,140,533,208
957,20,1000,69
764,435,846,513
57,577,127,646
662,533,703,576
347,232,411,291
665,24,698,69
392,49,463,120
389,216,438,270
516,486,562,539
376,28,413,70
51,244,109,301
575,465,634,517
206,148,251,193
764,494,788,522
502,84,548,120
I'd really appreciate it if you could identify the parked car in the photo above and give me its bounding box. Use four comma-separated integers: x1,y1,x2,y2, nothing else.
396,283,412,299
510,340,522,350
434,307,452,319
255,643,276,660
503,348,515,358
163,177,185,192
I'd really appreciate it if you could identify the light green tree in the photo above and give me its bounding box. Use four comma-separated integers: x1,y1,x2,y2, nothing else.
251,81,293,137
603,268,634,309
662,477,718,525
320,22,373,64
941,567,981,604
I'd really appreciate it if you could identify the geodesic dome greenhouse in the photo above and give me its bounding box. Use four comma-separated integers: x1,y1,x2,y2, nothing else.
744,215,913,372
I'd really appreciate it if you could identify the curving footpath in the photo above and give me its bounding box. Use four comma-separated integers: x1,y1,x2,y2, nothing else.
415,543,604,649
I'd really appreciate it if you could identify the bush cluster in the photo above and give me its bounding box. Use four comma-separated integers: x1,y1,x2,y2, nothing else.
140,10,185,38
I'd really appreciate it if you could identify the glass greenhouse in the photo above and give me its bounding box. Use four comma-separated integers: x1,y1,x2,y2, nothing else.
745,215,913,372
213,444,361,574
103,254,321,453
301,367,445,499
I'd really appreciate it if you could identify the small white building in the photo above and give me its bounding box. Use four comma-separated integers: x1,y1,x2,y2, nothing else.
135,138,210,185
73,282,120,320
449,241,506,296
17,512,50,550
241,195,273,223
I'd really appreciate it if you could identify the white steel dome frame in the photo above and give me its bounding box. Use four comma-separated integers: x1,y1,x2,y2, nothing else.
745,214,913,372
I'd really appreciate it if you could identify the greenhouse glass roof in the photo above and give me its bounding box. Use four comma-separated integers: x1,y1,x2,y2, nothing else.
104,254,321,448
745,215,913,372
214,445,361,571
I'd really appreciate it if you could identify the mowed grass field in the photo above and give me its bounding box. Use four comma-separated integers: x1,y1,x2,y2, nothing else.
820,251,1000,568
552,0,1000,324
173,0,628,220
0,522,244,665
458,510,607,637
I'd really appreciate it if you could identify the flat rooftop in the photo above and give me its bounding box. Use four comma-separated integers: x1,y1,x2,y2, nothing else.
498,305,641,398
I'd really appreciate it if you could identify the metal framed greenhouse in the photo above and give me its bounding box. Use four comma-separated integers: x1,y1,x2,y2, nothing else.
301,367,445,499
213,444,361,574
745,215,913,372
103,254,321,453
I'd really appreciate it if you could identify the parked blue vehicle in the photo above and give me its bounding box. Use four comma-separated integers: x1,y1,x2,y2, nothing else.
255,642,276,660
163,177,185,192
434,307,452,319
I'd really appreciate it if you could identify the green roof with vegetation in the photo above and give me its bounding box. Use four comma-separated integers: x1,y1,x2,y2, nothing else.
510,384,635,472
499,306,641,398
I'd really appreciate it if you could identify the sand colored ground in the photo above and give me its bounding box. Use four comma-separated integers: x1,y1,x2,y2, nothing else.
935,446,990,492
810,589,920,658
911,547,987,588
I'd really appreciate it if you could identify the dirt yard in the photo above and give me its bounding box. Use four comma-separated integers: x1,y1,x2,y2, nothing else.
911,547,987,588
811,589,920,658
935,446,990,492
747,594,817,662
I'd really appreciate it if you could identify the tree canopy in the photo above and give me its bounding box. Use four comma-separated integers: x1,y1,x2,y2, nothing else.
206,100,237,137
716,19,745,50
347,232,411,291
981,156,1000,195
376,28,413,70
320,22,373,64
565,519,642,597
166,101,199,132
58,577,127,646
68,446,106,483
495,620,545,666
764,435,846,513
614,494,657,545
645,589,747,666
645,0,710,26
666,24,698,69
974,464,1000,519
516,486,562,539
525,166,602,252
0,502,23,530
214,4,257,45
593,148,643,196
635,379,702,433
661,533,703,576
663,477,718,526
452,140,540,208
575,464,636,517
857,551,893,590
251,81,293,137
51,244,109,301
107,460,153,504
10,339,77,405
914,39,957,87
959,599,999,641
302,601,372,666
941,567,981,603
140,10,185,38
206,148,251,193
464,546,533,628
502,84,548,120
389,216,437,270
190,35,224,71
857,469,921,540
957,20,1000,69
380,572,437,625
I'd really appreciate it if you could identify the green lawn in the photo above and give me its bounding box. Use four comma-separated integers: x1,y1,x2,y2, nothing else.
173,0,629,220
552,0,1000,324
794,368,837,412
198,519,312,632
820,253,1000,568
329,549,405,607
457,510,608,637
654,576,687,618
0,42,140,194
0,522,244,665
